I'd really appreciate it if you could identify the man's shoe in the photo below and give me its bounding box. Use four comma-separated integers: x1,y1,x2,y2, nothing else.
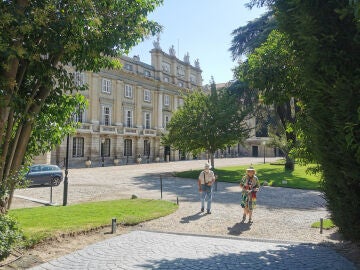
207,210,211,214
201,208,204,212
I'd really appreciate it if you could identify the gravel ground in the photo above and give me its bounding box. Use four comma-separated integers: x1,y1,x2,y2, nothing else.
6,157,360,269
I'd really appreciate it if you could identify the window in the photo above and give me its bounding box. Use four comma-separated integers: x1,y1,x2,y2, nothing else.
125,84,133,98
190,74,196,83
102,106,111,126
163,76,169,83
178,82,184,87
164,115,170,128
144,112,151,129
144,70,151,77
144,140,150,157
162,62,170,73
101,138,110,157
164,95,170,106
74,72,85,87
102,78,111,94
73,108,85,123
178,98,184,107
125,110,133,127
124,139,132,156
144,89,151,102
72,137,84,157
124,63,133,71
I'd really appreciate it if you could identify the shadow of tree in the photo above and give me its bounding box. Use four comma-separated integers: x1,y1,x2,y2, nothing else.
136,242,356,269
131,174,326,210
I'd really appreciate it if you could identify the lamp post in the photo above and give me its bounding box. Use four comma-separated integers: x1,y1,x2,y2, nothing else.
63,133,69,206
262,141,266,164
101,138,105,167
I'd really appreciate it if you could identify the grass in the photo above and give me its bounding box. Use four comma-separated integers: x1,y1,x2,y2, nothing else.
9,199,178,247
175,162,322,190
311,219,335,230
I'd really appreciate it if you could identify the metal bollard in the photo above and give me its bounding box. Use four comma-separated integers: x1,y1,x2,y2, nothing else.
320,218,323,234
176,196,179,205
111,218,117,234
160,175,163,199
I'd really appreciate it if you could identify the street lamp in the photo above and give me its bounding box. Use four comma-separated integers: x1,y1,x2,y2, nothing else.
101,138,105,167
63,133,69,206
262,141,266,164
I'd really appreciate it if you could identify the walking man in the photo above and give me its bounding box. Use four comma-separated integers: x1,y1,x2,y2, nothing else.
198,162,216,214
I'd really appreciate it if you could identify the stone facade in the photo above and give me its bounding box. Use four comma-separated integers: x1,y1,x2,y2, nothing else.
52,43,203,167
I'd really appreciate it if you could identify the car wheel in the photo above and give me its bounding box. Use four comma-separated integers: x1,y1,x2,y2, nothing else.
51,176,61,186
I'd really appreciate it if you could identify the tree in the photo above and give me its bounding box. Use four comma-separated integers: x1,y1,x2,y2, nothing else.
0,0,163,212
249,0,360,241
237,30,302,170
230,10,277,60
163,85,251,169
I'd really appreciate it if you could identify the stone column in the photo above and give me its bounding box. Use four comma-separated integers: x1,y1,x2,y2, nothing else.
89,73,100,125
158,92,163,129
135,85,143,128
115,80,124,126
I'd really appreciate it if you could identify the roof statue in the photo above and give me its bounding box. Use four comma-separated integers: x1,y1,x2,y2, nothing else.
153,34,161,50
184,52,190,64
169,45,176,56
194,58,200,68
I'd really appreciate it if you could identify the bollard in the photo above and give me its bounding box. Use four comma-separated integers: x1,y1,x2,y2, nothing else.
176,196,179,205
50,184,53,205
320,218,323,234
111,218,117,234
160,175,163,199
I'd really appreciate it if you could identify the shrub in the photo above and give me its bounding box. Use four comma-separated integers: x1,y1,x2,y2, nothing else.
0,214,23,261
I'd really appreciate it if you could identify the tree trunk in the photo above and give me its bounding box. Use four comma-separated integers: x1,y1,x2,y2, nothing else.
285,155,294,171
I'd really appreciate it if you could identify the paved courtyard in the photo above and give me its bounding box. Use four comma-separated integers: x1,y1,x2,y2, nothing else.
30,231,356,270
11,157,358,269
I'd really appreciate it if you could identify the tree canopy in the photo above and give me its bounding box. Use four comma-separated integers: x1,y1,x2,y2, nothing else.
163,86,251,169
0,0,163,211
247,0,360,241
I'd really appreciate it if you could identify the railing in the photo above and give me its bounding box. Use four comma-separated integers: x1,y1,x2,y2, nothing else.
124,127,138,135
78,123,93,132
100,126,116,133
143,129,157,136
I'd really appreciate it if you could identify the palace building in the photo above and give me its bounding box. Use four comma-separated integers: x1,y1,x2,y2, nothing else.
46,40,203,167
33,39,278,168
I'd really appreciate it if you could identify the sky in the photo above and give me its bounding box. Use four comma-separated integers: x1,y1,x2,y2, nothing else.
128,1,267,85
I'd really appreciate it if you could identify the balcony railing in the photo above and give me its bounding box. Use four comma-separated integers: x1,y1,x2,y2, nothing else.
143,129,157,136
124,127,138,135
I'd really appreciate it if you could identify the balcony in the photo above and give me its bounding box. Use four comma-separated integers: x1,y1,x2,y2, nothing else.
100,125,116,134
124,127,138,136
77,123,93,133
143,129,157,137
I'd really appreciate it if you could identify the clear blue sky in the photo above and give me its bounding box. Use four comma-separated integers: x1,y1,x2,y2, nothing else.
128,1,267,85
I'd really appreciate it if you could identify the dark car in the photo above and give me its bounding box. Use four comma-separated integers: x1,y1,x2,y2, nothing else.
26,164,63,187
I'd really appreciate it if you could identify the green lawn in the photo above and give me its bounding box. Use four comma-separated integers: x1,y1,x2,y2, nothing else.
311,219,335,230
9,199,178,247
175,162,322,190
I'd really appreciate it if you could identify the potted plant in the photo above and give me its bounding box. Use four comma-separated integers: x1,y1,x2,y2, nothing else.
114,155,120,165
85,157,92,168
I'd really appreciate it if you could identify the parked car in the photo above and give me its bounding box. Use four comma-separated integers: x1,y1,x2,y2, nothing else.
25,164,63,187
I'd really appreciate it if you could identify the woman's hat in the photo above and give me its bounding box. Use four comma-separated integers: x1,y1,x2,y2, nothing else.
204,162,212,169
246,166,255,171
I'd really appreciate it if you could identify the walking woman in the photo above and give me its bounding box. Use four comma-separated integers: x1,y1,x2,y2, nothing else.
240,166,259,223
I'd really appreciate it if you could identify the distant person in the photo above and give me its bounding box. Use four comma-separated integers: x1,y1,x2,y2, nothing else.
198,162,216,214
240,166,259,223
